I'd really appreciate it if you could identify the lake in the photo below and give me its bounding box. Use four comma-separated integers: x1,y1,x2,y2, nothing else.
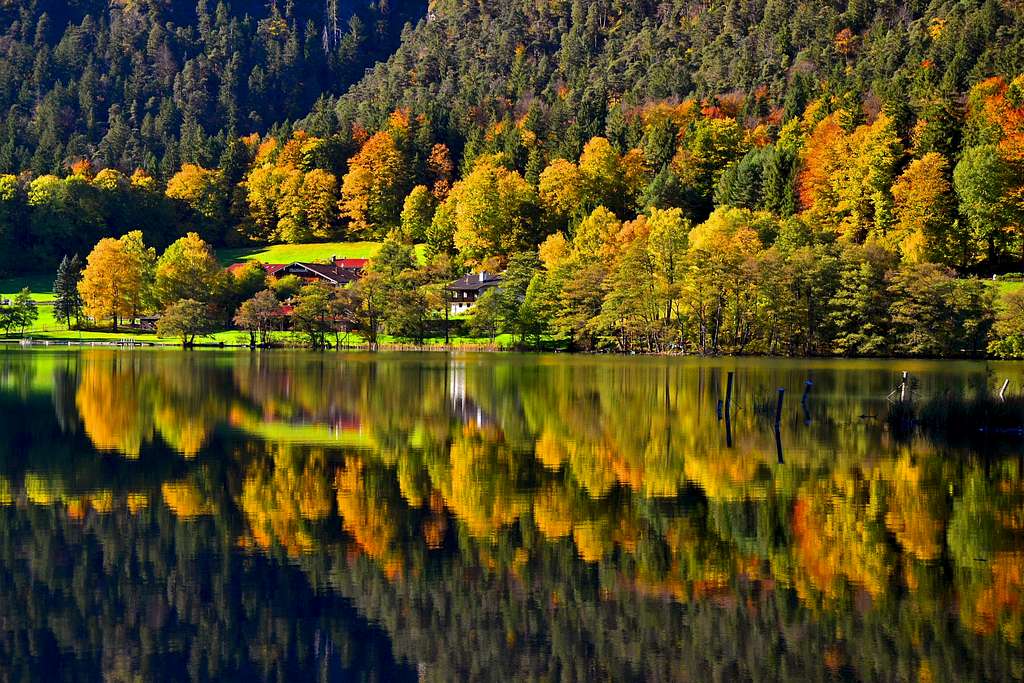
0,349,1023,681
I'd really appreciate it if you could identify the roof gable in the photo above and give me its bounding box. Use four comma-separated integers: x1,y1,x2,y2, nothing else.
448,271,503,291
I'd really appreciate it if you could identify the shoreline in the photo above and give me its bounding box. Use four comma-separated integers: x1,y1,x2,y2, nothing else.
4,337,1024,363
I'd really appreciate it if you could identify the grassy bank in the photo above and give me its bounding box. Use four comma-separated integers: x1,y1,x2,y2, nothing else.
216,241,384,265
1,317,520,348
215,240,430,265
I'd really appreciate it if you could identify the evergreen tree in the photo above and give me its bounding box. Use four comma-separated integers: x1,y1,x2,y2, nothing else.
52,254,84,328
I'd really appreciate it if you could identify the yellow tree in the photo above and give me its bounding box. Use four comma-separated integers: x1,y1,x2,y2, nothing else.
399,184,435,243
92,168,129,192
443,156,539,262
119,230,157,321
578,136,624,203
891,152,960,265
244,164,291,240
538,158,585,224
339,130,407,237
78,232,153,330
799,111,903,242
154,232,224,308
275,167,339,243
275,168,309,243
241,132,340,243
538,138,649,227
300,168,339,239
165,164,228,241
646,207,690,322
572,206,622,261
683,207,764,353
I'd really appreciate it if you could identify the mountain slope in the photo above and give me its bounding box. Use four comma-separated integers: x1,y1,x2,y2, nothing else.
325,0,1024,159
0,0,424,176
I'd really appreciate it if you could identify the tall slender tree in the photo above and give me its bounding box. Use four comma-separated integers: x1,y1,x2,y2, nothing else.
53,254,84,328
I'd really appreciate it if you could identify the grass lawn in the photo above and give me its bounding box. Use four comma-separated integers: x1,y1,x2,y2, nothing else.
217,241,428,266
0,273,56,302
216,240,383,265
992,279,1024,297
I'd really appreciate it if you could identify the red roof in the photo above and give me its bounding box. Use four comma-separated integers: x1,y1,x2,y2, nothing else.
333,258,368,269
226,262,287,276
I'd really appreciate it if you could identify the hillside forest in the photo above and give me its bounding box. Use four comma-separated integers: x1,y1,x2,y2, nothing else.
2,1,1024,356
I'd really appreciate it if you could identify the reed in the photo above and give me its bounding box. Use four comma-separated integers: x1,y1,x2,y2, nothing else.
887,390,1024,438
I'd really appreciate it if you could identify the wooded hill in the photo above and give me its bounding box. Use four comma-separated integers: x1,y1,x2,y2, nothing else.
323,0,1024,164
5,1,1023,179
0,0,424,175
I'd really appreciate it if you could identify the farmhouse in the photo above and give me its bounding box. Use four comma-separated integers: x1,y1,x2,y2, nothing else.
447,271,502,315
227,257,368,286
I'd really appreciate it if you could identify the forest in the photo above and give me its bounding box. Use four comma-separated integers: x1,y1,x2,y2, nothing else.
3,1,1024,355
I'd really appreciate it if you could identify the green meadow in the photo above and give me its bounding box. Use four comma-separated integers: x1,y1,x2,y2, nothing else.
215,241,384,265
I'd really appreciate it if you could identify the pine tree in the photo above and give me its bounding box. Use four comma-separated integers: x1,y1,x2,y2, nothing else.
53,254,84,328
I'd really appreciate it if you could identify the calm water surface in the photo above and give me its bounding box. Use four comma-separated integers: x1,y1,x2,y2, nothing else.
1,349,1023,681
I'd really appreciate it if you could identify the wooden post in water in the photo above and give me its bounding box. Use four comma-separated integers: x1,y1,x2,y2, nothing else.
900,371,909,403
775,424,784,465
999,379,1010,401
801,379,812,424
774,388,785,430
725,372,735,415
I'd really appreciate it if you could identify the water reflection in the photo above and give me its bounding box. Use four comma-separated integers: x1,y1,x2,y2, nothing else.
0,349,1023,680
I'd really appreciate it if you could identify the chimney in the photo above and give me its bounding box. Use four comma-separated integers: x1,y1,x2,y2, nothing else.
479,271,486,283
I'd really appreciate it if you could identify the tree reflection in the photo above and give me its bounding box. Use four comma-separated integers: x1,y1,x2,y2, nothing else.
0,350,1022,679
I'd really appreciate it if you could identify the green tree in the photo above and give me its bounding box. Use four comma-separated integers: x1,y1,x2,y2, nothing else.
227,262,269,312
351,272,389,351
157,299,214,346
53,254,84,328
271,274,303,301
369,237,417,279
953,145,1020,266
291,282,335,349
386,281,441,345
673,117,747,215
828,248,894,356
988,289,1024,358
233,289,281,347
3,288,39,335
888,264,995,357
443,157,540,262
493,252,541,344
399,185,435,243
469,289,503,341
154,232,224,309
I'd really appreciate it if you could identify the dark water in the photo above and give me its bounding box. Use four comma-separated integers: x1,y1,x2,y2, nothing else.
1,349,1023,682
